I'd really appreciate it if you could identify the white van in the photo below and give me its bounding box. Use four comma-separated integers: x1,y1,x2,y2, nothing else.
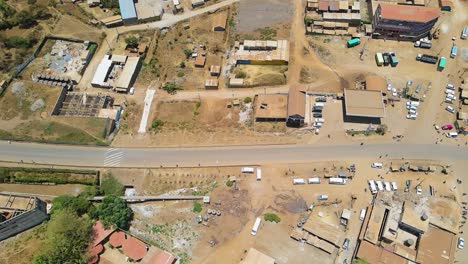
376,181,384,191
384,182,392,192
241,167,254,173
315,118,325,123
314,102,325,107
329,178,347,185
308,177,321,184
251,217,261,236
368,180,377,194
293,178,306,185
446,84,455,90
360,208,367,221
391,182,397,191
371,162,383,169
446,132,458,138
256,168,262,181
317,194,329,201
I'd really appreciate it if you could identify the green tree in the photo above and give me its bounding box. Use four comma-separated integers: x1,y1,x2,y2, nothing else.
244,97,252,104
264,213,281,223
235,71,247,78
91,196,132,230
183,48,192,59
125,35,139,48
32,210,92,264
16,10,36,28
100,173,124,196
4,36,31,48
52,195,90,215
193,201,202,213
151,119,164,131
162,82,182,94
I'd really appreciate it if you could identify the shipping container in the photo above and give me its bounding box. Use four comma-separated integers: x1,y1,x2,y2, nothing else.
347,38,360,48
368,180,377,194
376,180,384,191
241,167,254,173
375,53,383,66
390,55,398,67
360,208,367,220
419,54,438,64
256,168,262,181
438,57,446,70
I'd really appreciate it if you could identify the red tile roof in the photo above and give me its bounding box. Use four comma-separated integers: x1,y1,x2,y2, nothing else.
122,236,148,261
379,3,440,23
141,247,176,264
109,231,126,248
91,221,114,247
87,244,104,264
318,1,329,11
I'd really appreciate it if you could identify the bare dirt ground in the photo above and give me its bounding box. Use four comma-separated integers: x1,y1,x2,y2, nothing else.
0,226,44,264
235,0,293,32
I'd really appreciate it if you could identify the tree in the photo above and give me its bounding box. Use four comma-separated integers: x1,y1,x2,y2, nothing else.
244,97,252,104
193,202,202,213
32,210,92,264
235,71,247,78
162,82,182,94
264,213,281,223
16,10,36,28
151,119,164,131
52,195,90,215
100,173,124,196
91,196,132,230
125,35,139,48
183,48,192,59
4,36,31,49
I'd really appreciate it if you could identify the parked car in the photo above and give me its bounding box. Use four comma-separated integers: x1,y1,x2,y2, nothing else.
407,114,417,120
312,106,323,112
434,125,440,130
342,238,350,250
408,109,417,115
446,94,456,100
442,124,454,130
315,97,327,102
446,84,455,90
313,122,323,128
315,118,325,123
445,89,455,95
458,237,465,249
446,106,455,113
416,185,422,195
313,113,322,118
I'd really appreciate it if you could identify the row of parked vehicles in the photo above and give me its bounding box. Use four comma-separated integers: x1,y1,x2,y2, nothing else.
375,52,398,67
312,97,327,134
368,180,398,194
406,100,420,120
293,177,347,185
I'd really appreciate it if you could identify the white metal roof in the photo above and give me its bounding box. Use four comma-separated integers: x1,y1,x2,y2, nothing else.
115,56,140,89
91,55,113,87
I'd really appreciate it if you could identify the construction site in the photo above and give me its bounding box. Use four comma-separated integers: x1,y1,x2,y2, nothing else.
51,92,118,119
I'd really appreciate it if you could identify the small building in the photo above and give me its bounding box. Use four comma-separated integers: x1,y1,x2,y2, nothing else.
286,87,306,127
137,43,147,55
203,196,210,204
340,209,352,226
241,248,275,264
115,56,141,92
212,12,228,31
135,0,164,23
101,15,123,28
119,0,138,25
209,65,221,76
204,78,219,89
254,94,288,122
194,56,206,68
229,78,244,88
191,0,204,8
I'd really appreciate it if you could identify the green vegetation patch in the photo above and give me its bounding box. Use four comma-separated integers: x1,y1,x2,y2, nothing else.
193,201,202,213
0,167,99,185
264,213,281,223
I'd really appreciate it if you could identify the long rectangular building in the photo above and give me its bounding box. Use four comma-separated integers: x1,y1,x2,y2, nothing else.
373,3,440,41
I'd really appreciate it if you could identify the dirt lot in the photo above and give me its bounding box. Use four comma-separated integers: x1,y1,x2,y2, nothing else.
0,226,45,264
235,0,293,33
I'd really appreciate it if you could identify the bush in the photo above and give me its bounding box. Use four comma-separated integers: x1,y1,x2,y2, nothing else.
235,71,247,78
125,35,139,48
151,119,164,131
91,196,132,230
162,82,182,94
264,213,281,223
226,180,233,187
376,124,388,135
244,97,252,104
183,48,192,59
100,173,124,196
193,202,202,213
52,195,91,215
5,36,31,49
177,71,185,78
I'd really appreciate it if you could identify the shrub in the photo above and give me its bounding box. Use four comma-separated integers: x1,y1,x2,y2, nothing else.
235,71,247,78
177,71,185,78
100,173,124,196
151,119,164,131
52,195,90,215
193,202,202,213
264,213,281,223
226,180,233,187
162,82,182,94
125,35,139,48
5,36,31,49
244,97,252,104
183,48,192,59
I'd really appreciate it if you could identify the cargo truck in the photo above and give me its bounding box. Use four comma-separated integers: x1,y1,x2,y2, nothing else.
438,57,446,71
347,38,360,48
419,42,432,49
416,54,438,64
390,55,398,67
375,53,383,66
382,53,390,66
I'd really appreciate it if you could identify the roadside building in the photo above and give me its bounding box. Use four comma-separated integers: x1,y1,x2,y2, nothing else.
343,89,385,122
91,54,141,92
234,40,289,65
212,12,228,31
204,78,219,89
209,65,221,76
372,4,440,41
115,56,141,92
254,94,288,122
286,87,306,127
229,78,244,88
240,248,275,264
119,0,138,25
101,15,123,28
135,0,164,23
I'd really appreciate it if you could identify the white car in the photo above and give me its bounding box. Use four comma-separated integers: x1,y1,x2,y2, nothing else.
416,185,422,195
313,122,323,128
414,41,420,47
446,106,455,113
407,114,417,120
445,89,455,95
458,237,465,249
408,109,417,115
407,105,418,110
315,118,325,123
445,97,455,103
447,84,455,90
387,84,392,91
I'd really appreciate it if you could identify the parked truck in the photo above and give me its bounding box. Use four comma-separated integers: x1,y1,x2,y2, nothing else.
438,57,446,71
347,38,360,48
451,45,458,58
419,42,432,49
390,54,398,67
375,53,383,66
417,54,438,64
461,27,467,39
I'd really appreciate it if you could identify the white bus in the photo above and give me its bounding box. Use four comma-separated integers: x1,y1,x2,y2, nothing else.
293,178,306,185
308,177,321,184
360,208,367,221
384,182,392,192
256,168,262,181
251,217,261,236
329,178,347,185
368,180,377,194
376,181,384,191
241,167,254,173
391,182,397,191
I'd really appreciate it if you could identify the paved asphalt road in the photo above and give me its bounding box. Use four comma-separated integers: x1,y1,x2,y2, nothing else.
1,141,467,168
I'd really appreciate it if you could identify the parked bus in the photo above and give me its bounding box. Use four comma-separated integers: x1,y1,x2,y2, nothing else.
329,178,347,185
360,208,367,221
438,57,446,71
256,168,262,181
375,53,383,66
251,217,261,236
461,27,467,39
293,178,306,185
347,38,360,48
376,180,384,191
241,167,254,173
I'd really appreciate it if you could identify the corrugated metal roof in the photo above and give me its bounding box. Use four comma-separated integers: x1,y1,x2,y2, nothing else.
119,0,137,20
116,56,140,89
91,55,113,87
379,3,440,23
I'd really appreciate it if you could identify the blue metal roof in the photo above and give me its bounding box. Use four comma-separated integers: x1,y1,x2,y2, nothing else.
119,0,137,20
